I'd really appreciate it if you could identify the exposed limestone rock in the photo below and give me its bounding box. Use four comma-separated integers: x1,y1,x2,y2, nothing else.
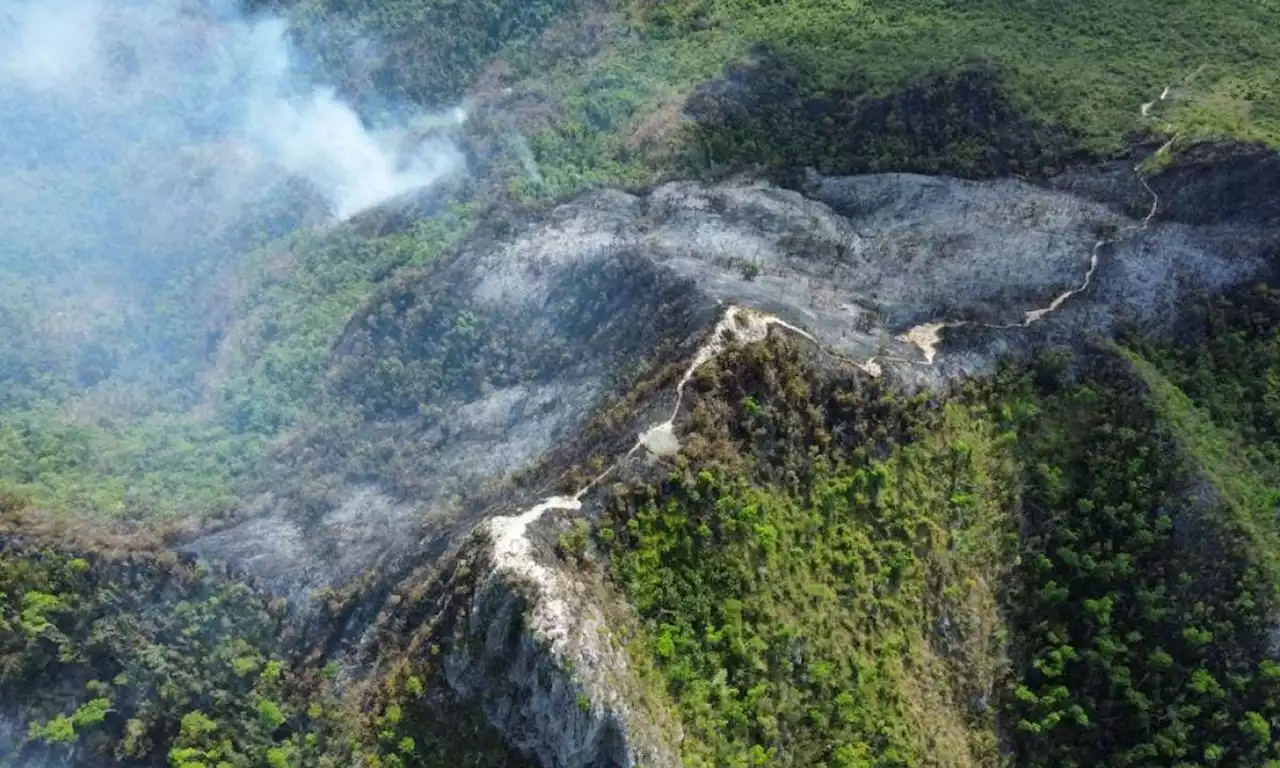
444,527,681,768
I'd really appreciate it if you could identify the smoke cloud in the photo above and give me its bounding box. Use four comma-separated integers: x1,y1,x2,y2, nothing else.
0,0,465,230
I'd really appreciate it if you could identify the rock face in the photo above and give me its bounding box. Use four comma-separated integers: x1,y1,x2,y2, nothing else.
185,166,1276,767
443,531,681,768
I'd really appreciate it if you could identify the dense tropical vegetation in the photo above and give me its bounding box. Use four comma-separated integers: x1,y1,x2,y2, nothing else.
601,341,1019,766
0,520,529,766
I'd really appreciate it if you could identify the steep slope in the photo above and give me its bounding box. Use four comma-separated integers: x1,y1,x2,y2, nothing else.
174,155,1277,766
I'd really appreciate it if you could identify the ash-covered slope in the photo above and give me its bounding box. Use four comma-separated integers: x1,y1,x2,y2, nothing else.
191,165,1269,601
178,162,1277,767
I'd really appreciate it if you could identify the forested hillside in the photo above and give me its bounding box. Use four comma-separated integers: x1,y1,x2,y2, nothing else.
2,0,1280,766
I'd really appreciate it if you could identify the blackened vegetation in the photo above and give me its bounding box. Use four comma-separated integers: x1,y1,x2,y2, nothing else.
1146,142,1280,228
680,339,930,485
685,48,1085,180
330,248,701,420
263,216,713,518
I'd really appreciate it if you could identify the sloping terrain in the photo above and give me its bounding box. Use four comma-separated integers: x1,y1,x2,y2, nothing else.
5,0,1280,767
188,164,1270,603
13,155,1273,767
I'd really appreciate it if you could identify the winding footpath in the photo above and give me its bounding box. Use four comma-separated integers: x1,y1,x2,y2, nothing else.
894,75,1184,366
478,305,878,764
484,306,842,654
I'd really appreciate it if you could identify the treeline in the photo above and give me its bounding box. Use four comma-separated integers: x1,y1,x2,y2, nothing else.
685,49,1083,180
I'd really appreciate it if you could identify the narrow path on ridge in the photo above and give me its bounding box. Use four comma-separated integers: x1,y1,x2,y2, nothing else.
479,72,1203,636
483,306,853,650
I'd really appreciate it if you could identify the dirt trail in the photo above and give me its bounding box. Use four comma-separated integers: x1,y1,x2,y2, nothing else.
895,76,1185,366
1140,85,1173,117
483,306,844,646
1141,65,1206,118
895,191,1148,363
480,182,1147,678
475,306,885,752
638,308,817,457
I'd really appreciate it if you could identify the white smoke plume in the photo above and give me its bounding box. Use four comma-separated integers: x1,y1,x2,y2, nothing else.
0,0,465,222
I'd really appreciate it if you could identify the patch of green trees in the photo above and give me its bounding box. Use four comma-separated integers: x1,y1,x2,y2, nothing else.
590,289,1280,766
0,532,526,767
